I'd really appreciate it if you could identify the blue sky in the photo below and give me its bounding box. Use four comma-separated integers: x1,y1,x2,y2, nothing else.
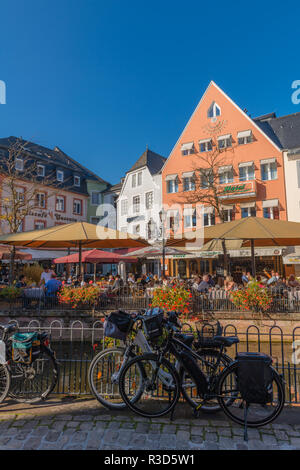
0,0,299,184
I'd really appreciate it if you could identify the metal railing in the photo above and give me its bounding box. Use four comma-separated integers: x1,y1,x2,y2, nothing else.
5,319,300,404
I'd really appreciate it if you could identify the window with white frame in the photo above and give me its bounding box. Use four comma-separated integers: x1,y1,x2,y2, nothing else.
56,196,65,211
16,187,24,201
15,158,24,171
121,199,128,216
145,192,153,209
34,221,46,230
221,206,235,222
200,169,213,189
35,192,46,208
167,211,179,232
183,173,195,191
74,176,80,187
203,208,215,226
262,200,279,219
56,170,64,182
219,166,234,184
133,195,140,214
218,134,232,149
37,164,45,177
199,139,212,153
238,130,253,145
241,204,256,218
207,102,221,119
91,191,101,205
137,172,142,186
184,208,197,228
239,162,255,181
73,199,82,215
261,159,277,181
166,176,178,193
132,174,136,188
181,142,194,156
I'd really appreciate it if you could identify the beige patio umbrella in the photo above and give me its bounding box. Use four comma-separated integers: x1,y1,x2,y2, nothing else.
0,222,149,274
167,217,300,276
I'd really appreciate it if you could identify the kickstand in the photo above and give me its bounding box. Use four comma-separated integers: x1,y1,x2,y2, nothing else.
244,402,249,442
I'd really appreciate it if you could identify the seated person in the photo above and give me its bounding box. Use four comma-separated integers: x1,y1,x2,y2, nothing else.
15,274,27,289
45,273,62,298
198,274,211,293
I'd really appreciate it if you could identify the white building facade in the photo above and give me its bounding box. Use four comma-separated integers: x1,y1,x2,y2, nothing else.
117,149,166,242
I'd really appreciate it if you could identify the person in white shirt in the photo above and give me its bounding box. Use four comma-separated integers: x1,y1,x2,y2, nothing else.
40,266,55,286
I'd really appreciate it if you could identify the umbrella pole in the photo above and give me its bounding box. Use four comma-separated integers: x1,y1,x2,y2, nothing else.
79,242,82,277
94,263,96,283
251,239,256,278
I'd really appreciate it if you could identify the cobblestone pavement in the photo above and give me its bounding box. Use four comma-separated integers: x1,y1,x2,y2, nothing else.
0,398,299,450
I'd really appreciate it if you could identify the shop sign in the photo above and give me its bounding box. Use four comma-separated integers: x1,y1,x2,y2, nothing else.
219,181,256,199
283,256,300,265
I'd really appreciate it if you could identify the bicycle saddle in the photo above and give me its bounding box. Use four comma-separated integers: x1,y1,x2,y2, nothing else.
0,324,18,334
213,336,239,347
174,333,194,347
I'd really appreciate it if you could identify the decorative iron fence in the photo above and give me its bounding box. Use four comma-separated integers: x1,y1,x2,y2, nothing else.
4,319,300,404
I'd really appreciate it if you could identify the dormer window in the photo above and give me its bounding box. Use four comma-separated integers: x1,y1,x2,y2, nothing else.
181,142,194,156
238,130,253,145
15,158,24,171
74,175,80,187
37,164,45,177
57,170,64,182
207,102,221,119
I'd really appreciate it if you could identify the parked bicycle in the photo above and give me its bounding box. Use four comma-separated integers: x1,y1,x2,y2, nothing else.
88,309,233,412
0,323,58,403
118,312,285,434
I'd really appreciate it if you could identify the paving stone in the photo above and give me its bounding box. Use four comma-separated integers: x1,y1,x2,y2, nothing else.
5,439,24,450
176,430,190,441
290,437,300,447
31,426,49,437
79,422,94,431
116,431,134,447
120,422,135,429
217,427,232,437
162,424,177,434
15,431,30,440
235,443,249,450
86,430,105,450
205,432,218,442
45,430,61,442
261,434,278,445
190,426,204,436
107,421,121,430
203,443,220,450
219,437,236,449
51,421,66,431
159,434,176,449
23,437,42,450
94,415,112,421
70,431,88,443
149,423,161,432
103,430,119,444
66,421,80,428
55,414,73,421
0,437,10,446
130,434,147,447
274,430,289,441
190,435,204,444
72,414,92,422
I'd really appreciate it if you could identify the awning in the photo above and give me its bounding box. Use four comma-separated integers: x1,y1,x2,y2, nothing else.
181,142,194,151
260,158,276,164
221,204,234,210
199,138,212,144
262,199,279,208
237,130,252,138
218,165,233,173
182,171,195,178
165,174,178,181
240,202,256,208
203,206,214,214
238,161,254,168
183,207,195,216
217,134,231,140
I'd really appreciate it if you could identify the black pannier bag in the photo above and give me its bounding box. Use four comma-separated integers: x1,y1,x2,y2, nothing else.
236,352,273,404
179,350,208,397
142,309,164,342
104,310,134,341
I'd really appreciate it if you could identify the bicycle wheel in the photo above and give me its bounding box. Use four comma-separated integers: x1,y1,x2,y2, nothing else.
217,361,285,427
119,353,180,418
0,364,10,403
180,349,232,413
88,347,144,410
9,347,58,403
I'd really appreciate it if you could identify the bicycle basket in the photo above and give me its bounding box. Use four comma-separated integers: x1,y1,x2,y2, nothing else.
142,309,164,342
11,332,40,364
236,352,273,404
195,321,223,347
104,310,134,341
